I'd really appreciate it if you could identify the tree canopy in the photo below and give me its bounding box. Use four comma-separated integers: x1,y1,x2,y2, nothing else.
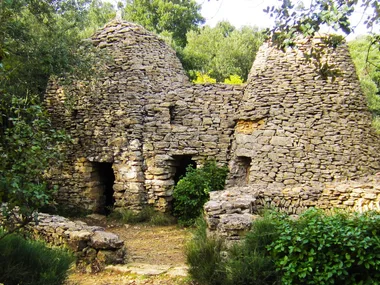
0,0,116,235
123,0,205,48
264,0,379,49
349,36,380,130
182,21,264,82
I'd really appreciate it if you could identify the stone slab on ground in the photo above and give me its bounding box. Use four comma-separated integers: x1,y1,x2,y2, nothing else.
106,263,188,277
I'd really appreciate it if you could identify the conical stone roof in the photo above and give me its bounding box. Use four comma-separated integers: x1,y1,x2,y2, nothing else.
232,37,380,186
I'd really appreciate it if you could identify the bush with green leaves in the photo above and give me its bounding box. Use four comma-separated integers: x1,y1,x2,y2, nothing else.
269,209,380,285
0,230,74,285
172,160,228,226
187,209,380,285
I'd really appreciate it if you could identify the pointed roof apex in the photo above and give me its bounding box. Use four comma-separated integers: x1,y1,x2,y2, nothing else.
115,10,122,22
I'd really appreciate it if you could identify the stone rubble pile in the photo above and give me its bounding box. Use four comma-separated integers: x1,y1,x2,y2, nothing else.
26,213,126,272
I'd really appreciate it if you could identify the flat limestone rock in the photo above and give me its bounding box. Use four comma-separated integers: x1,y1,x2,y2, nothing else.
89,231,124,250
106,263,188,277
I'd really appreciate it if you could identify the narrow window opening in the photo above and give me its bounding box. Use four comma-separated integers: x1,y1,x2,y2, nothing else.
172,155,196,184
169,105,176,124
233,156,252,186
91,162,115,214
71,109,78,119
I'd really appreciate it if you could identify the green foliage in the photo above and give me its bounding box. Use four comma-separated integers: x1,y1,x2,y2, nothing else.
81,0,116,38
265,0,379,48
268,209,380,285
224,75,243,85
373,116,380,132
183,22,264,82
193,72,217,84
109,206,176,226
186,215,279,285
200,160,229,192
0,229,74,285
0,0,116,98
226,214,280,285
0,95,69,234
124,0,204,48
186,217,227,285
172,161,228,226
187,210,380,285
349,35,380,131
0,0,113,235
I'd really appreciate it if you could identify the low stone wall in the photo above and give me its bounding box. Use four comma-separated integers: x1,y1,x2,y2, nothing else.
205,175,380,240
25,213,126,272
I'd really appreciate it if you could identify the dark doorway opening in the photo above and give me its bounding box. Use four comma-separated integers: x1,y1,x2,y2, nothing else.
173,155,196,184
93,162,115,214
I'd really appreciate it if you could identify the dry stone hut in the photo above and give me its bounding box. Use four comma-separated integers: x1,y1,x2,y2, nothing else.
228,37,380,188
206,37,380,239
45,19,380,217
45,19,243,213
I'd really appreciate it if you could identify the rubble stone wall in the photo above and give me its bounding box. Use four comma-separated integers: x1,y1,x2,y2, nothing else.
26,213,126,272
205,175,380,240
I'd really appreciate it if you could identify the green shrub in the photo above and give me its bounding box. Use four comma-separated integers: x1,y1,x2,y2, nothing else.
109,206,176,226
186,215,279,285
187,210,380,285
186,218,227,285
227,213,281,285
268,209,380,285
0,230,74,285
173,160,228,226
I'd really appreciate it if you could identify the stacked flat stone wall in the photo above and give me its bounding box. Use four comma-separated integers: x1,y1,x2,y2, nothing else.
205,175,380,240
143,83,243,208
26,213,126,272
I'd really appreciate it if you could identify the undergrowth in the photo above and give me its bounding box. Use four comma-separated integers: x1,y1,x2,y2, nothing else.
0,229,74,285
187,209,380,285
185,218,227,285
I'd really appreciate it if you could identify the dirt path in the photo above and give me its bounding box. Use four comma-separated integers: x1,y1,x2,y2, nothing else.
111,224,188,265
66,217,194,285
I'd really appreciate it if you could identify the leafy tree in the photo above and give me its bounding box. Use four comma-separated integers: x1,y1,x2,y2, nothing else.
81,0,117,38
349,36,380,130
0,95,69,237
182,21,264,82
123,0,204,48
0,0,114,237
0,0,116,98
264,0,379,49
